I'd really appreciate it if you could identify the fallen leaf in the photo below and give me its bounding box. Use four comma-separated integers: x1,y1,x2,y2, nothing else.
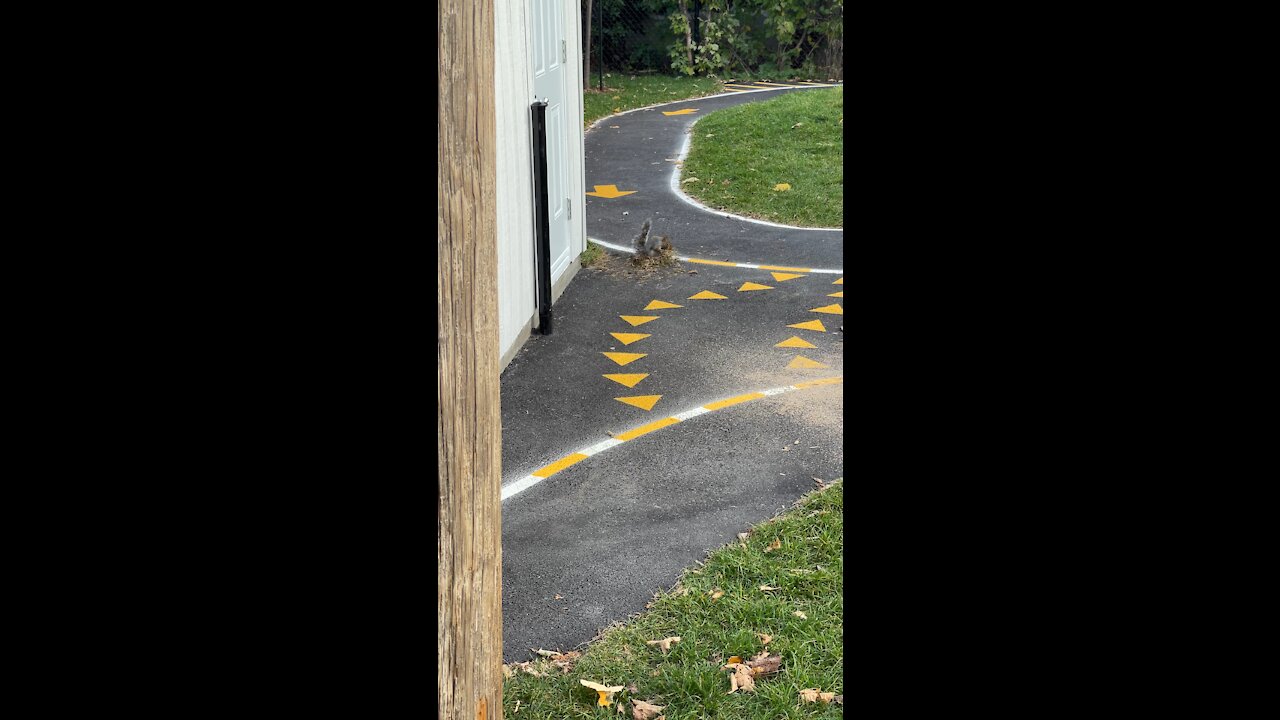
646,636,682,653
513,662,545,677
531,648,560,657
722,662,756,693
554,594,564,600
627,684,638,694
726,655,742,664
757,633,773,645
612,96,620,100
581,680,625,707
710,590,724,600
773,183,791,191
799,688,821,703
793,610,808,619
782,446,790,452
763,538,782,553
688,270,698,275
833,695,844,704
705,133,715,138
759,585,780,592
820,692,836,703
514,698,522,713
631,699,665,720
682,177,700,184
617,701,625,714
791,122,803,128
793,439,799,444
813,477,825,489
551,650,581,673
502,665,513,679
746,652,782,676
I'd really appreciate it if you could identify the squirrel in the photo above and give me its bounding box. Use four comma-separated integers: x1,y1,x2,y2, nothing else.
631,218,672,257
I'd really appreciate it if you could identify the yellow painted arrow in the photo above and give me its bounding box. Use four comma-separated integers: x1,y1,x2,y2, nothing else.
603,373,649,388
662,108,698,116
616,395,662,411
586,184,637,198
789,319,827,332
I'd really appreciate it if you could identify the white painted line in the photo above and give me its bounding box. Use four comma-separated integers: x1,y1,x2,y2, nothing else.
500,377,843,502
580,437,624,456
501,474,542,501
587,236,843,275
584,84,838,131
670,406,711,422
668,117,842,232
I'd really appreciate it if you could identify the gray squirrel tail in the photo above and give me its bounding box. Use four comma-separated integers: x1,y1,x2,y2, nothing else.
631,219,652,253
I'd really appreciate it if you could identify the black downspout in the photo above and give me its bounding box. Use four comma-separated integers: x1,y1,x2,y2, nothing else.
530,101,553,335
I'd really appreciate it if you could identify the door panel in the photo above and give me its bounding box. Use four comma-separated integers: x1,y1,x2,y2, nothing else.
531,0,571,282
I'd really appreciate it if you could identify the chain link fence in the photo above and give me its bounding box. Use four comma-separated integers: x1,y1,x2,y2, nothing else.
582,0,843,89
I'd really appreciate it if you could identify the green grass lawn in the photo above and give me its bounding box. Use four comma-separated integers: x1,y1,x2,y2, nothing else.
584,74,724,127
503,480,843,719
679,87,843,227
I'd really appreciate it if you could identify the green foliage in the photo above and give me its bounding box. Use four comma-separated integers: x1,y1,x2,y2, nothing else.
656,0,842,78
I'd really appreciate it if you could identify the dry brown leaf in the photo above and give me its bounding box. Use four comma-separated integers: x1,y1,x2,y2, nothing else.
799,688,836,703
501,664,513,679
833,694,844,705
773,183,791,191
580,680,625,707
793,610,808,619
722,662,756,694
758,585,779,592
554,594,564,600
550,650,581,673
813,477,825,489
617,701,625,714
746,652,782,677
757,633,773,645
726,655,742,664
763,538,782,553
631,699,666,720
710,590,725,601
737,532,750,541
626,683,638,694
646,636,681,653
513,662,545,678
531,648,560,657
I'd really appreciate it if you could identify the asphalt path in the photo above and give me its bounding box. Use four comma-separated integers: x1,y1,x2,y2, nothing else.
584,84,843,270
500,85,844,662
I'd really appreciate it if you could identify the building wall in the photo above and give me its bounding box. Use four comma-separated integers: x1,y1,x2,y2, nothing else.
494,0,585,370
495,0,537,366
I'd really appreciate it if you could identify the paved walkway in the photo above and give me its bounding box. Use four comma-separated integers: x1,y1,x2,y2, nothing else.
499,83,844,662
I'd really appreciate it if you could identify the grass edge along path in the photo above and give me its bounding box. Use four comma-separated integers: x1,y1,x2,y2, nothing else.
503,480,844,719
679,87,843,228
584,75,725,128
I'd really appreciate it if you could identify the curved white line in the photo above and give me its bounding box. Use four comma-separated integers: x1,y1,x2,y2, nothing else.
669,118,843,232
584,83,839,131
586,237,843,274
501,377,843,502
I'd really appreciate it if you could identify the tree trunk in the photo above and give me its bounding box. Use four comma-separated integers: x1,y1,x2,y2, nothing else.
438,0,502,716
678,0,694,69
583,0,593,89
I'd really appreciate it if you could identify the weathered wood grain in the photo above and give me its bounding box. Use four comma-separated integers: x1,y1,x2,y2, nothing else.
439,0,501,716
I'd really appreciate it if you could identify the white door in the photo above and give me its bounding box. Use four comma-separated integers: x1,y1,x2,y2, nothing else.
531,0,571,281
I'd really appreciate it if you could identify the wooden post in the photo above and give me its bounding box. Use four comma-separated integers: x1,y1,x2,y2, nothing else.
438,0,501,716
